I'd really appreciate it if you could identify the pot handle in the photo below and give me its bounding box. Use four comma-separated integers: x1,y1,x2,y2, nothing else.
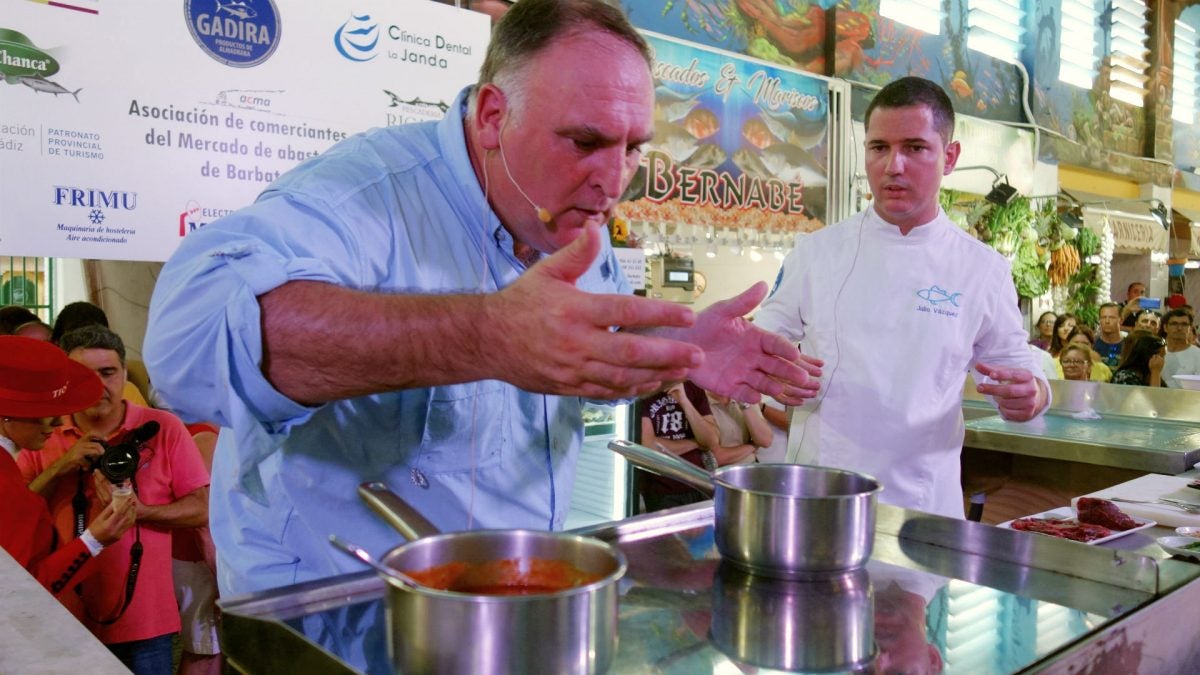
358,481,442,541
608,440,715,496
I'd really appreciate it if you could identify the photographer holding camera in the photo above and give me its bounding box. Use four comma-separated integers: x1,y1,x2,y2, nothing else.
16,325,209,675
0,336,135,600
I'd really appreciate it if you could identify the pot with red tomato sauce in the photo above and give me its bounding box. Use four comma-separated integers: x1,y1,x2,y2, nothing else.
357,482,626,675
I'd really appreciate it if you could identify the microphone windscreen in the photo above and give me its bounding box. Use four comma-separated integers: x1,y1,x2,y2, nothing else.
132,421,161,444
537,207,552,223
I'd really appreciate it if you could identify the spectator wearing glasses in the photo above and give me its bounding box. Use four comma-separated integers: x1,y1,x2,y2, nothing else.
1112,333,1167,387
1029,311,1056,351
1056,326,1112,382
1162,309,1200,388
1058,344,1094,382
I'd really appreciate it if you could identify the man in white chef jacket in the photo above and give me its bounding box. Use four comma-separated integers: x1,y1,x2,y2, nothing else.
756,77,1049,518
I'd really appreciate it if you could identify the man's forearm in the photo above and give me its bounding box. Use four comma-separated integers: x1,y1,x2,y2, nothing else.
260,281,490,405
139,488,209,529
27,459,77,497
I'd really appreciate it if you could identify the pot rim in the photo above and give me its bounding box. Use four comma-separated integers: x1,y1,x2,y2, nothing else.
710,464,883,500
378,530,628,602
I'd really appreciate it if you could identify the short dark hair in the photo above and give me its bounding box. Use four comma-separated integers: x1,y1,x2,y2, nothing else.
59,324,125,366
0,305,42,335
51,301,109,345
1165,308,1194,326
475,0,650,100
1099,302,1122,315
865,76,955,143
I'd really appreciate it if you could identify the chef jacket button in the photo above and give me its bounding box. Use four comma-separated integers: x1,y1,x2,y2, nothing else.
410,468,429,489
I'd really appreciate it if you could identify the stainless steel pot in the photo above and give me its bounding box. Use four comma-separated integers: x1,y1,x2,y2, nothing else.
610,439,880,578
355,482,627,675
710,562,876,672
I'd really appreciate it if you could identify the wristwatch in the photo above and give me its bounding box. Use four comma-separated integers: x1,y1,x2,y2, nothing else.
699,449,719,471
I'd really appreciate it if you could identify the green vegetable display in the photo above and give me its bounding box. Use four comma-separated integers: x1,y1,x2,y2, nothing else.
938,190,1100,310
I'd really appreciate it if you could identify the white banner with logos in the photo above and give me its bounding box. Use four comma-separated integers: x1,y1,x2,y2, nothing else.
0,0,488,261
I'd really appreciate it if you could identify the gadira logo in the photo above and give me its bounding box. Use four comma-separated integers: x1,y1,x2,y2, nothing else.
334,13,379,62
185,0,281,68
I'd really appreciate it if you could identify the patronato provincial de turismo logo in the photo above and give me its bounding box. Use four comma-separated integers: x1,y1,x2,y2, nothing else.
185,0,281,68
0,28,81,101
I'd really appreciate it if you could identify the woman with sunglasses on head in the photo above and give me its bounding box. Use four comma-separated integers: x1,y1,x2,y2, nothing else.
0,336,135,601
1048,313,1077,358
1111,333,1167,387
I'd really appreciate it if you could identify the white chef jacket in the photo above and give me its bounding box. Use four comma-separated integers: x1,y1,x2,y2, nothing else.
756,206,1047,517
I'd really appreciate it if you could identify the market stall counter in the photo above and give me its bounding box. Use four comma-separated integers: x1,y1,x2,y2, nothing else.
962,379,1200,522
218,500,1200,673
0,546,130,675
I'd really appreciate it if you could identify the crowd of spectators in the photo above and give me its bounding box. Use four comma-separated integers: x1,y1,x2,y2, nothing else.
1027,285,1199,388
1,302,221,675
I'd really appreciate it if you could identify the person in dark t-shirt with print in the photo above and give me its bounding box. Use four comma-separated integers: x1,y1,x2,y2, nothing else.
637,381,719,512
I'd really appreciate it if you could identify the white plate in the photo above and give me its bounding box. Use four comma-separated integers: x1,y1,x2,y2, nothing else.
1173,374,1200,391
997,507,1157,545
1175,526,1200,537
1157,536,1200,561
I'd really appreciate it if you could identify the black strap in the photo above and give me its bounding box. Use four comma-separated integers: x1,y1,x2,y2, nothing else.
82,477,143,626
72,474,88,538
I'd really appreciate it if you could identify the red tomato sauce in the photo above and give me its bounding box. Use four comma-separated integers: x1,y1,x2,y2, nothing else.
405,558,602,594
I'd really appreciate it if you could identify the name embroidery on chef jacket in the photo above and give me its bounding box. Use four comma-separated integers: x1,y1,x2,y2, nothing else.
915,284,962,318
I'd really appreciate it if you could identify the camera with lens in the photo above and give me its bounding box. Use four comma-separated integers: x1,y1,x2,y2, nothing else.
89,421,160,484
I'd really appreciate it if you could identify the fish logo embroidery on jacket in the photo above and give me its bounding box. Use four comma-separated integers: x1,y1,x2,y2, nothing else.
916,285,962,307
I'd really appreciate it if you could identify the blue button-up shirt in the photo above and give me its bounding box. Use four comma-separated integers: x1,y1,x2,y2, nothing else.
145,89,630,594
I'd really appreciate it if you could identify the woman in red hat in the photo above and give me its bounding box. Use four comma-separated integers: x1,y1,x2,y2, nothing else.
0,336,135,598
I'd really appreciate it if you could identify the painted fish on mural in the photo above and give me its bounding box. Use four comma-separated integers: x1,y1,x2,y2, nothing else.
682,106,719,139
760,142,826,187
757,106,827,150
654,85,702,122
653,120,700,162
742,117,780,150
731,146,772,179
684,142,727,170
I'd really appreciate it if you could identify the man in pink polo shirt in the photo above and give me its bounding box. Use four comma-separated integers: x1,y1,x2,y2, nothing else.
18,325,209,675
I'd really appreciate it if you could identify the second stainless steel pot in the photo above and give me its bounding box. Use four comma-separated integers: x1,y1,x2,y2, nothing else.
610,439,881,578
355,482,626,675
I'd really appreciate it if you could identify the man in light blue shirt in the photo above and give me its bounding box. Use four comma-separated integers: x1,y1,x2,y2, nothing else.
145,0,819,595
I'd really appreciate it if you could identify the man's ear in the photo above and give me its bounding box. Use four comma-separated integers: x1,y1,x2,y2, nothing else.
473,83,508,152
942,139,961,175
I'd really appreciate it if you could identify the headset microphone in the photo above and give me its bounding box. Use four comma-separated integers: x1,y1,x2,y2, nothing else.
498,135,552,223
